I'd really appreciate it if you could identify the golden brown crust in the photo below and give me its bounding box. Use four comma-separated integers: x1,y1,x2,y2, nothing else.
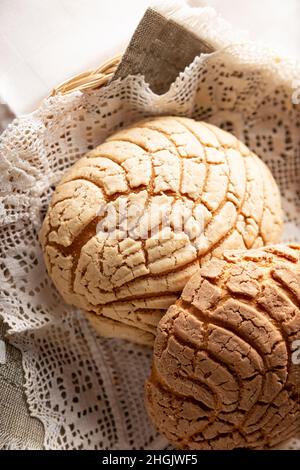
39,117,283,345
145,244,300,449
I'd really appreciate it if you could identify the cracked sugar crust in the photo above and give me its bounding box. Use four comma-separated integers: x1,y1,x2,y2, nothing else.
145,244,300,450
39,116,283,345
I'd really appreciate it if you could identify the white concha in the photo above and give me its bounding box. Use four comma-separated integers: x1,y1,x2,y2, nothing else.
39,116,283,345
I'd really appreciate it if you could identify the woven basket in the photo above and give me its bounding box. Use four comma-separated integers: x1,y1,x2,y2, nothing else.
50,55,122,96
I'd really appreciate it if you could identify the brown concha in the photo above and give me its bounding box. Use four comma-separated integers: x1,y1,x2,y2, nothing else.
145,244,300,449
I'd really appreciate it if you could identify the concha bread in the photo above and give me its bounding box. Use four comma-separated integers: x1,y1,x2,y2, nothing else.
145,244,300,449
39,116,282,345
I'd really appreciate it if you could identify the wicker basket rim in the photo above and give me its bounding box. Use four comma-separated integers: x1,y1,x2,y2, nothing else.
50,54,122,96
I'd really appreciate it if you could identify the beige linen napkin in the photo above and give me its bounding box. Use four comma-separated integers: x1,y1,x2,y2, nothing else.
0,320,44,449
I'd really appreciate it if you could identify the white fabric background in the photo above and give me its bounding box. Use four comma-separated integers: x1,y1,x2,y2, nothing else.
0,0,300,115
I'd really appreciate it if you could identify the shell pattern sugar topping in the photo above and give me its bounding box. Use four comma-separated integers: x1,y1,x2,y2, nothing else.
145,245,300,449
39,117,282,345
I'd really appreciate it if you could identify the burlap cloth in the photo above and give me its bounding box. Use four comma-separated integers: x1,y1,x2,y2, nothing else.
0,320,44,449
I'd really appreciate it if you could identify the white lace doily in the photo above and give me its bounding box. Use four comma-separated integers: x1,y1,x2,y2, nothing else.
0,7,300,450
